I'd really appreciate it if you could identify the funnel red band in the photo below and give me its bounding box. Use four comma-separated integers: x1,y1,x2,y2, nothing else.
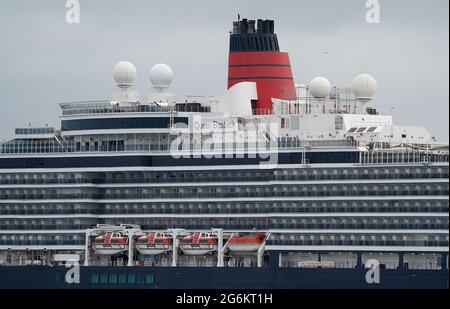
228,51,296,111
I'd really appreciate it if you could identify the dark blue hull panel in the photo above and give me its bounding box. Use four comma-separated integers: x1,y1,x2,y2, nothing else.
0,267,447,289
0,151,360,169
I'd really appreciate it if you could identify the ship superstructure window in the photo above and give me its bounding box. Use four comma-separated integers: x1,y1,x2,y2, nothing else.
61,117,189,131
2,181,448,200
0,166,449,184
268,234,448,247
93,215,449,230
15,127,55,135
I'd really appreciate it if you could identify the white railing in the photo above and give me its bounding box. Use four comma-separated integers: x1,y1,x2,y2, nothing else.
0,138,357,156
2,137,448,165
59,101,211,116
360,150,449,165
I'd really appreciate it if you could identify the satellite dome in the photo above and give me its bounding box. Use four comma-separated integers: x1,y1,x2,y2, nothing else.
351,74,377,102
150,63,174,88
113,61,137,87
309,77,332,99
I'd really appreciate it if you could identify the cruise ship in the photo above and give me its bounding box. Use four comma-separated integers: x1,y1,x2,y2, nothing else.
0,18,448,289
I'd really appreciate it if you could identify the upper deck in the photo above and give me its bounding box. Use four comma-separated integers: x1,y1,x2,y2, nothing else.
59,100,211,117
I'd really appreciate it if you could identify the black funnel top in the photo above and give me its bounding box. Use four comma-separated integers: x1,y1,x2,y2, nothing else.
230,18,280,52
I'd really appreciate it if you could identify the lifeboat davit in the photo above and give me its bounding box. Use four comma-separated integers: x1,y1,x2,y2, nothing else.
227,233,266,252
136,232,173,255
92,231,128,255
180,232,218,256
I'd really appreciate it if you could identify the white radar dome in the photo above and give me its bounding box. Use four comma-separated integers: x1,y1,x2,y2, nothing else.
351,74,377,102
150,63,174,88
113,61,137,87
309,77,332,99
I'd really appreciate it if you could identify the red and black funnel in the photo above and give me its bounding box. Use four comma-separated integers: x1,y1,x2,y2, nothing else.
227,18,296,114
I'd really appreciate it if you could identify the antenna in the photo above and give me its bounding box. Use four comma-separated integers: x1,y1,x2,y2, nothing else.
149,64,174,93
112,61,139,105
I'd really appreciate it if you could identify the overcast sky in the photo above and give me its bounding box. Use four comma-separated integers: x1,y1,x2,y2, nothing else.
0,0,448,142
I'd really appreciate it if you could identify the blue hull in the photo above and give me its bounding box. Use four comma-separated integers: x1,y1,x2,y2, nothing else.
0,266,447,289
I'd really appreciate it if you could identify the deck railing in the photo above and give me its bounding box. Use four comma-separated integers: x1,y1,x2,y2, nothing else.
59,101,211,116
1,138,448,165
0,138,358,155
360,149,449,165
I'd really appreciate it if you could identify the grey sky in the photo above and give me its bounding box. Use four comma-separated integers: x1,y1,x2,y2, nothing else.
0,0,448,142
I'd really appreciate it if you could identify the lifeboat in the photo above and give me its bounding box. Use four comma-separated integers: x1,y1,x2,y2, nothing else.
136,232,173,255
92,231,128,255
227,233,266,252
180,232,218,256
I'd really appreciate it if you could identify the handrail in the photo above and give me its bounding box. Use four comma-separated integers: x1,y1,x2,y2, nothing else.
1,136,449,166
59,101,211,116
0,138,359,155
